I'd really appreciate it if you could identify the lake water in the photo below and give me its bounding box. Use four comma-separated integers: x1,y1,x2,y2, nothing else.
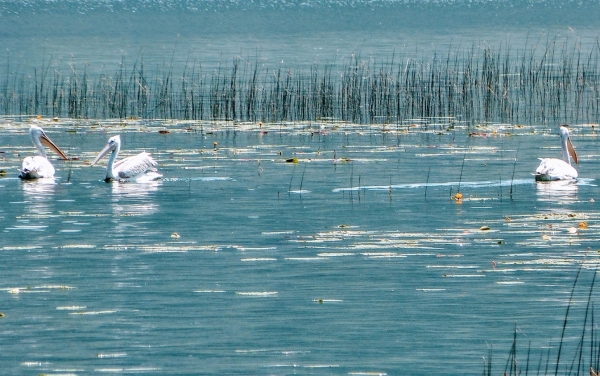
2,118,600,375
4,0,600,76
2,1,600,375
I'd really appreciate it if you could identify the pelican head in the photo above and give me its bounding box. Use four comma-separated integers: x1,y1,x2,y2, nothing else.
30,125,69,160
559,124,578,165
91,135,121,167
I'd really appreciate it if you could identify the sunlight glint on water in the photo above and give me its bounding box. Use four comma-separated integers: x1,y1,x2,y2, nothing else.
2,0,600,373
0,118,599,374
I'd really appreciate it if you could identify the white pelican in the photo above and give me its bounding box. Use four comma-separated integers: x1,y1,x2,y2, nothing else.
535,124,578,181
91,135,162,182
19,125,69,179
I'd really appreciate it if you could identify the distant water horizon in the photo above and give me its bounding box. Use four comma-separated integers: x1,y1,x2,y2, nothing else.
3,0,600,73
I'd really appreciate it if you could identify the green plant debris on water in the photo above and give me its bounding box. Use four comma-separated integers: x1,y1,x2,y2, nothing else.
2,115,600,375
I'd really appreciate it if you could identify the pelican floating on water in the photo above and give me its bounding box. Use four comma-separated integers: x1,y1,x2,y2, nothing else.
19,125,69,179
91,135,162,182
535,124,578,181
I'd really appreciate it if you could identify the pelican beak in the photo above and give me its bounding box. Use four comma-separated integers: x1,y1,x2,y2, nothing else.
91,142,113,166
567,137,578,164
40,132,69,160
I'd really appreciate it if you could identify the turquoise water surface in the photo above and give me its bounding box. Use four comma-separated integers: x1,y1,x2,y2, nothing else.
1,118,600,374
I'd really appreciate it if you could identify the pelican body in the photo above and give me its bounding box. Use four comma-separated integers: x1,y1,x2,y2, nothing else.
91,135,162,182
19,125,69,179
535,124,578,181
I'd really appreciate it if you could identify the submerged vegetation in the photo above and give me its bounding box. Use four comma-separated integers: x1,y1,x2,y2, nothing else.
2,39,600,125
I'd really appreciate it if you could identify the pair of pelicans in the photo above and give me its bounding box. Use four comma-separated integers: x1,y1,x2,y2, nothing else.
20,124,578,182
19,126,161,182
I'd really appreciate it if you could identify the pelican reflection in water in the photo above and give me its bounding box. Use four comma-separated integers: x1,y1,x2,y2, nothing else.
19,125,69,179
536,179,579,204
535,124,578,181
91,135,162,182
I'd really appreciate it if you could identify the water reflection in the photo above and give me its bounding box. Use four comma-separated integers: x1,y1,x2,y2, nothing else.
21,179,57,215
21,178,57,197
535,180,578,203
5,179,60,234
104,181,162,239
110,180,161,198
110,181,161,217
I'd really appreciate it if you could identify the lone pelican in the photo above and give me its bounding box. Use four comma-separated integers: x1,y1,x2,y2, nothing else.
535,124,578,181
91,135,162,182
19,125,69,179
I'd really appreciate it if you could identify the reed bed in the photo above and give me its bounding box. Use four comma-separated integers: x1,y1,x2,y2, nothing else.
2,39,600,125
488,266,600,376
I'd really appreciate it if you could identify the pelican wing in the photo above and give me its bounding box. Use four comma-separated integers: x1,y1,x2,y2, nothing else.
20,156,56,179
114,152,158,179
535,158,578,181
